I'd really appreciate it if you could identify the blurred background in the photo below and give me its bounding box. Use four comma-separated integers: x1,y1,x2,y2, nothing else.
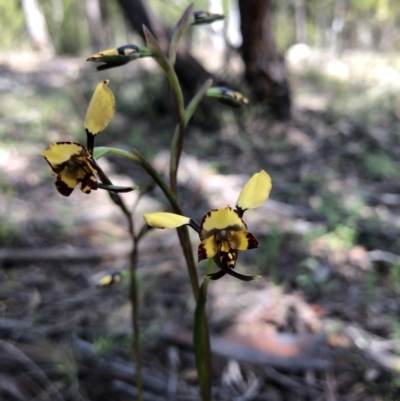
1,0,400,400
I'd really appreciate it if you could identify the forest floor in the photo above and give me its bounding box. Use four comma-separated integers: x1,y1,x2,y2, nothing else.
1,48,400,400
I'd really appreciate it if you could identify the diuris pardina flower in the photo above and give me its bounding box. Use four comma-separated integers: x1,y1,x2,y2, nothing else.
41,142,99,196
144,170,272,281
86,44,152,71
42,80,133,197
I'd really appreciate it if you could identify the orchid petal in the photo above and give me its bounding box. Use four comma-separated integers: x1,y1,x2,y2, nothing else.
236,170,272,212
143,212,191,229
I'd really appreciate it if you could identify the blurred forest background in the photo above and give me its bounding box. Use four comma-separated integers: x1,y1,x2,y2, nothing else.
1,0,400,400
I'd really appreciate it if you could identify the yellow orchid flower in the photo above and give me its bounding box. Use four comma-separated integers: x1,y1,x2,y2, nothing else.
86,44,152,71
143,170,272,281
42,81,133,196
41,142,99,196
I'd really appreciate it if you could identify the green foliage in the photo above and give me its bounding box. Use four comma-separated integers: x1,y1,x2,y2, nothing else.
0,0,26,50
350,0,380,13
388,259,400,293
361,150,400,181
256,229,285,283
56,0,89,55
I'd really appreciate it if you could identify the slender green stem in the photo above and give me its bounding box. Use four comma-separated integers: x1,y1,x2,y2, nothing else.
93,158,143,400
167,71,185,195
194,259,213,401
129,239,143,401
142,25,185,195
170,79,213,173
131,148,200,300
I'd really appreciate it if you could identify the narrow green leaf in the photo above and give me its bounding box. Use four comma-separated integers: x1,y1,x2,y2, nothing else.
194,276,212,401
93,146,140,163
169,3,194,65
93,146,110,159
143,25,171,74
184,78,213,125
170,78,213,181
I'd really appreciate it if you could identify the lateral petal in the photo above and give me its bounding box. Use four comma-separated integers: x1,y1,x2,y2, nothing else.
143,212,191,229
236,170,272,211
198,236,218,261
230,230,258,251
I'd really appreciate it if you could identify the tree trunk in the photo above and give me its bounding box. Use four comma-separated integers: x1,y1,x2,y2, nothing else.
238,0,291,120
21,0,54,55
294,0,307,43
85,0,104,51
115,0,212,99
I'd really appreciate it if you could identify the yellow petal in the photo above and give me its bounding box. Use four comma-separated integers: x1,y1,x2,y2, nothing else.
55,175,77,196
84,80,115,135
236,170,272,211
41,142,85,170
143,212,190,229
86,45,140,61
229,230,258,250
55,159,98,196
87,48,121,61
96,272,121,287
198,236,218,261
201,207,245,232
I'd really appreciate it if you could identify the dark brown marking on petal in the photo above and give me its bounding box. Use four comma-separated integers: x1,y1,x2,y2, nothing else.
200,209,213,227
118,44,139,54
206,270,226,280
55,177,74,197
198,243,208,262
213,249,259,281
246,232,259,249
43,157,58,174
86,156,99,173
80,173,98,194
218,249,237,270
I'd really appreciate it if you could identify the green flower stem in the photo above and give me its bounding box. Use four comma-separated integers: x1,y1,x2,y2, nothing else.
194,259,213,401
184,79,214,124
92,158,143,401
131,148,200,301
169,78,212,202
129,241,143,401
143,26,185,196
165,70,185,196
